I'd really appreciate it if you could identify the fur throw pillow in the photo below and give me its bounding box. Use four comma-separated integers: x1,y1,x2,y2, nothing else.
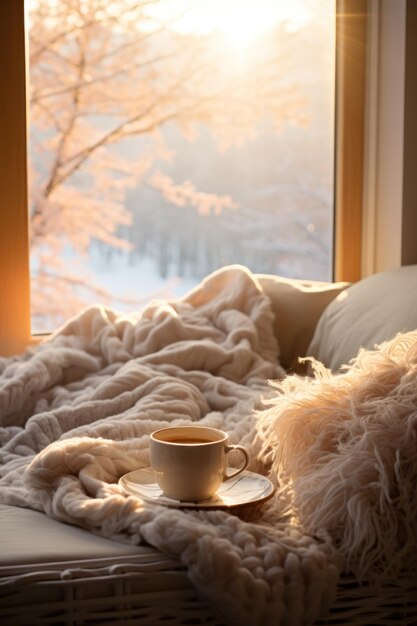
258,330,417,578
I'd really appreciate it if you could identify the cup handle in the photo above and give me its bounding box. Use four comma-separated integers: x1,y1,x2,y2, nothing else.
224,445,250,480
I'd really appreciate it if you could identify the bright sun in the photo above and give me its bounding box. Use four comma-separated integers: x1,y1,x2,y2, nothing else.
220,8,262,53
217,0,312,54
146,0,312,55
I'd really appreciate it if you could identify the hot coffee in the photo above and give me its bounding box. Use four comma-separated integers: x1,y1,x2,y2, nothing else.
150,426,250,501
165,436,211,444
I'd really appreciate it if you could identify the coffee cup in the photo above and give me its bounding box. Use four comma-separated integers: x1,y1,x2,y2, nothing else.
149,426,250,501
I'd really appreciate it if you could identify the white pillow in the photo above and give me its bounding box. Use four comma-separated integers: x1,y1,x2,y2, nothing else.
307,265,417,371
257,274,349,372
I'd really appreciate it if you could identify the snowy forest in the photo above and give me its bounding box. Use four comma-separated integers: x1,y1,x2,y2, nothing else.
28,0,335,331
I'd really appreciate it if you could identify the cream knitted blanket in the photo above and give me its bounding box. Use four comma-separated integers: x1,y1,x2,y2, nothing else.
2,265,416,623
0,266,341,625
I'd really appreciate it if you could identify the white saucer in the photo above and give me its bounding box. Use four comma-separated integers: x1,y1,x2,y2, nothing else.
118,467,275,510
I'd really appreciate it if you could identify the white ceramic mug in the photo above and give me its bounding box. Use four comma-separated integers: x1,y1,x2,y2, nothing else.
149,426,250,501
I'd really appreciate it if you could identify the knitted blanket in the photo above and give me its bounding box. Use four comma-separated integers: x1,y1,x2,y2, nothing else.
2,265,416,623
0,265,340,625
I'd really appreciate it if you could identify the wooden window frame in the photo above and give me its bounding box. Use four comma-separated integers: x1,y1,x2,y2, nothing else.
0,0,31,356
0,0,368,356
333,0,367,282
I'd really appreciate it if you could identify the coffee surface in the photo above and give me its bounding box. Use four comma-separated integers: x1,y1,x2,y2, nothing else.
166,436,213,444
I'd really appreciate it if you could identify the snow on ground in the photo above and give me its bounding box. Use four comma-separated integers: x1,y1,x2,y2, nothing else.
89,252,199,309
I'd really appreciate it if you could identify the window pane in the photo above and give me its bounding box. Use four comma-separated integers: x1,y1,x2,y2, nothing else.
28,0,335,332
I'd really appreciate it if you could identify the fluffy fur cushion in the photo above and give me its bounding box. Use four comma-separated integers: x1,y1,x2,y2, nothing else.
258,329,417,578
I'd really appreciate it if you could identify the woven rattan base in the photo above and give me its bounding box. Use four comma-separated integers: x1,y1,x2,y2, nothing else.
0,553,224,626
1,555,417,625
316,574,417,626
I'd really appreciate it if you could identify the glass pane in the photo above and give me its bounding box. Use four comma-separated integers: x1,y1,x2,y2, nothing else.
28,0,335,332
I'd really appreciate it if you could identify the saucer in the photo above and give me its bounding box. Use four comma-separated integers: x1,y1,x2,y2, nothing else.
118,467,276,510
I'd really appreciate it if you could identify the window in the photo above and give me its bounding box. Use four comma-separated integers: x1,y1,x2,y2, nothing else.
1,0,369,356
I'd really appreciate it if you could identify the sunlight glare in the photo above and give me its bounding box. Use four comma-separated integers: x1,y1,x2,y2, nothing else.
217,0,312,55
220,5,266,55
143,0,312,51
